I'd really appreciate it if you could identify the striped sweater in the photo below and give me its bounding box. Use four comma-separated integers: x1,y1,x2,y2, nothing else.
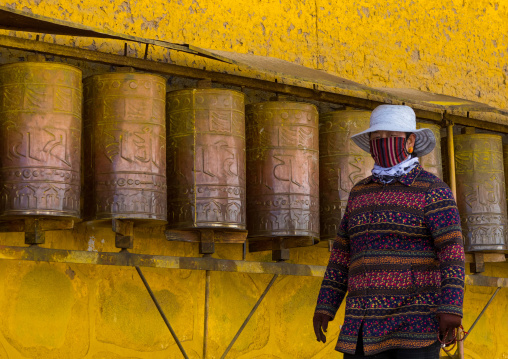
315,164,465,355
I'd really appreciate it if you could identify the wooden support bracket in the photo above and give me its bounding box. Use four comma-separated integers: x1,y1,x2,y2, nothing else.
464,253,506,263
165,229,247,244
26,53,46,62
271,238,290,262
248,236,316,253
197,78,212,88
0,218,75,245
272,249,290,262
249,236,318,262
199,229,215,255
24,219,45,245
113,219,134,249
470,253,485,274
165,228,248,256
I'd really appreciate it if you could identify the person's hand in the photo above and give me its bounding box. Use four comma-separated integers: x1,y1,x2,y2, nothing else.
313,312,332,343
437,313,462,344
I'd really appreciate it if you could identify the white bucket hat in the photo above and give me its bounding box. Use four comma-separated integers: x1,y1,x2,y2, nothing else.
350,105,436,157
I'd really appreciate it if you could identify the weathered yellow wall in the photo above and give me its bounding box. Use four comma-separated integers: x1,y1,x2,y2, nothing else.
0,0,507,358
4,0,508,108
0,229,340,359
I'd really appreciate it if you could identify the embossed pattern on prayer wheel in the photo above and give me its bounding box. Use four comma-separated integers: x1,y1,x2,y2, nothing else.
319,110,373,242
0,62,82,218
504,144,508,203
416,122,443,179
246,101,319,242
455,134,507,252
166,89,246,230
84,73,167,223
441,136,450,186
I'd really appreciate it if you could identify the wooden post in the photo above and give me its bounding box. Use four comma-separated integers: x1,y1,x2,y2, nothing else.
457,326,465,359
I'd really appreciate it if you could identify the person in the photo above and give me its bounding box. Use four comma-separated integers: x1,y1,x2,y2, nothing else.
313,105,465,358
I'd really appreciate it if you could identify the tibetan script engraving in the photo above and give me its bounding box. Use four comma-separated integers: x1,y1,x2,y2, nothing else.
455,134,507,252
246,101,319,243
0,62,82,218
319,111,373,242
84,72,167,223
166,89,246,231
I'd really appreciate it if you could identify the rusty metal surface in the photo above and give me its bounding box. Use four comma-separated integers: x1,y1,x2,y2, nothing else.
0,62,81,219
0,5,231,62
246,101,319,246
166,89,246,231
454,134,508,252
84,72,167,224
319,110,373,242
416,122,443,179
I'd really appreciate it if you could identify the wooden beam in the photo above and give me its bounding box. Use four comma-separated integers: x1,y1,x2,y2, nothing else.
1,34,508,133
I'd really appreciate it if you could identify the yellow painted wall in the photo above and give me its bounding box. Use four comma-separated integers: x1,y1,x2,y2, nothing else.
0,0,506,358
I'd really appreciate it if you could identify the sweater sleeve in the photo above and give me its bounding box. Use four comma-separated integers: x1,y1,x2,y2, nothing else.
424,183,465,317
315,204,351,319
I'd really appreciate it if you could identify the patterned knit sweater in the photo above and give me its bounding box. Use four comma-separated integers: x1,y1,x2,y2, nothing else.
315,165,465,356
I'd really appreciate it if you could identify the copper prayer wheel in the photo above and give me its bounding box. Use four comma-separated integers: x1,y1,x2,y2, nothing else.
416,122,443,179
166,89,246,230
319,110,373,244
246,100,319,250
441,136,450,186
504,144,508,203
454,133,507,252
0,62,82,219
84,72,167,224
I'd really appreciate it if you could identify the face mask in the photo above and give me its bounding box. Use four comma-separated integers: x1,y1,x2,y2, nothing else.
370,136,409,168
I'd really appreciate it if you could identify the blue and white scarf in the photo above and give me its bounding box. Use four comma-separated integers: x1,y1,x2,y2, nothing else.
371,156,420,184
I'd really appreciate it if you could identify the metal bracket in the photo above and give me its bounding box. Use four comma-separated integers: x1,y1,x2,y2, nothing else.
220,274,279,359
135,265,190,359
462,287,501,342
447,287,502,359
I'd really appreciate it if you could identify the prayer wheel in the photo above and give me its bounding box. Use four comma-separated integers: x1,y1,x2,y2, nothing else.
166,89,246,230
454,133,507,252
84,72,167,224
416,122,443,179
319,110,373,243
246,100,319,250
0,62,82,219
504,144,508,203
441,136,450,186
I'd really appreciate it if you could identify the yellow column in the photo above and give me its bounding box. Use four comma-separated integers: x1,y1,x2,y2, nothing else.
447,123,456,199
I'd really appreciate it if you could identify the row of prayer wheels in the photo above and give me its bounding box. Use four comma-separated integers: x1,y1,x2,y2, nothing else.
0,61,506,253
